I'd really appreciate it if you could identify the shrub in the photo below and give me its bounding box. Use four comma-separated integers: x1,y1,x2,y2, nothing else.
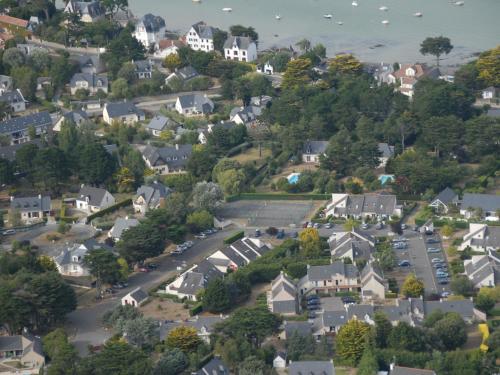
223,231,244,244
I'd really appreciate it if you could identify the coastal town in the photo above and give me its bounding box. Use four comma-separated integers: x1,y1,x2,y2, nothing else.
0,1,499,375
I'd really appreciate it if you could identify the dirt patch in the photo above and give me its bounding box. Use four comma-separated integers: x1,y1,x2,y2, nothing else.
463,324,483,350
140,297,191,321
242,283,270,308
230,146,272,165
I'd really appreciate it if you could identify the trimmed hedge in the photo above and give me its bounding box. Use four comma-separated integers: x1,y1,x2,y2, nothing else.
226,193,330,202
86,199,132,224
223,231,245,245
226,142,253,157
189,303,203,316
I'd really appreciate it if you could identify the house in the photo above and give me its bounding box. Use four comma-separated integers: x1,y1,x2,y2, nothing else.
207,237,271,272
54,242,93,276
145,115,177,136
70,73,108,95
0,89,26,113
0,111,52,145
365,62,394,85
360,262,387,300
175,93,214,116
0,331,44,370
257,61,274,75
113,8,135,27
195,358,229,375
16,44,48,56
154,39,184,58
75,185,115,213
165,66,199,86
388,63,440,98
273,352,287,368
429,187,459,214
281,321,313,340
0,74,12,95
328,229,375,265
103,102,145,125
0,15,28,32
141,144,192,174
158,315,226,343
423,299,482,323
132,59,154,79
108,217,139,241
377,143,394,168
133,13,166,49
197,122,235,144
10,195,51,224
482,86,498,100
64,0,105,23
0,139,44,162
76,55,105,75
224,35,257,62
133,181,171,214
388,365,436,375
460,193,500,221
302,141,329,164
53,110,89,131
298,261,360,295
464,254,500,288
325,193,402,220
186,21,216,52
122,287,148,307
459,223,500,252
229,105,262,126
289,360,335,375
312,310,348,336
36,77,52,97
268,271,300,315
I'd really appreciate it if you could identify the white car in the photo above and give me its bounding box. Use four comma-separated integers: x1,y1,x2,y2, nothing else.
431,258,444,263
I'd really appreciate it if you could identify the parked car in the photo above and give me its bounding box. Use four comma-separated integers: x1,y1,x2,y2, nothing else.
438,278,450,285
276,229,285,239
341,296,356,304
184,241,194,248
308,311,316,319
325,222,333,229
425,230,434,235
306,295,319,301
292,231,298,238
401,223,407,230
138,267,149,272
426,238,439,244
2,229,16,235
307,222,313,228
398,260,411,267
436,271,449,278
427,247,440,253
302,222,309,228
393,242,407,249
431,258,444,263
375,222,384,230
307,304,320,311
313,222,321,229
307,299,320,306
146,263,158,270
255,228,261,237
195,233,207,239
361,223,369,230
433,262,445,268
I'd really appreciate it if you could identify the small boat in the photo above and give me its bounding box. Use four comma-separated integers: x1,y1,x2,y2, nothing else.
222,7,232,12
352,1,358,6
381,20,389,25
323,14,333,19
336,21,344,25
379,6,388,11
454,1,464,5
414,12,423,17
192,0,201,3
275,15,281,20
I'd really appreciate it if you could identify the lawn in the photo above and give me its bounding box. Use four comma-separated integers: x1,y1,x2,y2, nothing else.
229,146,271,165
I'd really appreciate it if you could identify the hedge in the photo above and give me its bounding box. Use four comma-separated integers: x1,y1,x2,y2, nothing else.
86,199,132,223
223,231,244,244
226,193,330,202
189,303,203,316
226,142,253,157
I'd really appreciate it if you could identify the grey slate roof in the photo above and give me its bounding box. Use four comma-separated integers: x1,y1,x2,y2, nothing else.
307,261,359,282
433,187,458,205
347,304,374,320
142,144,193,170
321,310,347,328
11,195,51,212
0,336,22,352
390,366,436,375
0,111,52,135
70,73,108,89
168,66,199,82
461,193,500,213
191,21,216,39
224,35,253,50
360,262,384,282
303,141,329,155
54,243,89,267
177,93,214,114
67,0,104,18
192,259,224,282
196,358,229,375
135,181,171,207
289,361,335,375
109,217,139,239
423,300,474,320
332,238,373,260
77,185,110,207
177,272,205,296
62,109,88,124
230,105,262,123
378,142,395,158
146,115,177,132
133,60,154,75
105,102,145,119
284,321,312,337
0,139,43,161
129,287,148,303
0,89,25,105
337,193,398,216
138,14,165,33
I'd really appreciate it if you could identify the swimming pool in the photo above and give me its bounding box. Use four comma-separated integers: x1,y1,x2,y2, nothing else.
287,173,301,184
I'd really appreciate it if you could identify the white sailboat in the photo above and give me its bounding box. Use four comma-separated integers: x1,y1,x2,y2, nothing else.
222,7,232,12
454,1,464,6
275,15,281,20
379,6,388,11
381,20,389,25
414,12,423,17
323,14,333,19
336,21,344,25
352,1,358,7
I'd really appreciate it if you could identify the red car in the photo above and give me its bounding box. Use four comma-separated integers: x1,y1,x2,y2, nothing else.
138,267,149,273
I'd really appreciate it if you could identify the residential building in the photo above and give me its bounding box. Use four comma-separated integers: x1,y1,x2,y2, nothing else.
16,44,48,56
224,35,257,62
75,185,115,213
165,66,199,86
423,299,482,323
460,223,500,252
298,261,360,295
112,8,135,27
313,310,348,336
377,142,394,168
207,237,271,272
0,14,28,31
0,331,44,371
229,105,262,126
197,122,235,144
70,73,108,95
53,110,89,131
54,242,93,276
482,86,498,100
388,365,436,375
10,195,51,224
154,39,184,58
289,360,335,375
64,0,105,23
133,14,166,49
268,271,300,315
0,139,44,162
360,262,387,300
273,352,287,368
132,59,154,79
280,321,313,340
429,187,459,214
302,140,329,164
175,93,214,116
328,229,375,265
186,22,216,52
108,217,139,241
133,181,171,214
464,254,500,288
0,111,52,145
0,89,25,113
146,115,177,136
388,63,440,98
0,74,12,95
76,55,105,75
460,193,500,221
195,358,229,375
103,102,145,125
365,62,394,85
141,144,192,174
158,315,226,343
36,77,52,97
122,287,148,307
325,193,402,220
257,61,274,75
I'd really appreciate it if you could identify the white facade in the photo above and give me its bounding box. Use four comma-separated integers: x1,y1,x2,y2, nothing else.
186,25,214,52
224,37,257,62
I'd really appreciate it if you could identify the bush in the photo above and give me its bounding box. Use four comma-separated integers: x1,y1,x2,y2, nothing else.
86,199,132,223
223,231,245,244
189,303,203,316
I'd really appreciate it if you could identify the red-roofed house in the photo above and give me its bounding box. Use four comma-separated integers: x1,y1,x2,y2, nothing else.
154,38,185,58
388,63,440,98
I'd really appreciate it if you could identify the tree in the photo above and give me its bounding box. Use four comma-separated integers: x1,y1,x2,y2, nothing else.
118,223,165,264
123,317,158,348
287,332,316,360
111,77,130,99
77,143,116,185
2,48,25,69
441,224,454,238
450,276,474,297
186,146,217,179
422,116,462,157
475,293,495,314
335,319,371,365
8,208,21,227
153,348,188,375
374,311,392,348
84,249,121,296
29,49,51,72
203,278,231,313
101,0,128,17
387,322,427,352
117,62,137,84
33,148,69,190
217,168,246,195
11,66,37,100
420,36,453,67
299,228,322,258
282,58,312,89
329,54,362,75
0,158,14,185
43,329,79,375
476,45,500,86
186,210,213,232
401,273,424,298
357,348,378,375
166,326,202,352
215,337,253,372
192,182,224,212
343,218,359,231
238,356,267,375
58,120,79,154
229,25,258,41
433,312,467,350
164,54,182,71
295,38,311,52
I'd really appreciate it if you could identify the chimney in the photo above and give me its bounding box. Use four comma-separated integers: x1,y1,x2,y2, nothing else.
175,144,179,150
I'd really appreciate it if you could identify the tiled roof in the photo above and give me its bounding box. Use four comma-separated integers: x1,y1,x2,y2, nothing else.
462,193,500,212
224,35,253,50
0,111,51,135
138,14,165,33
77,185,110,207
11,195,51,212
302,140,329,155
0,14,28,28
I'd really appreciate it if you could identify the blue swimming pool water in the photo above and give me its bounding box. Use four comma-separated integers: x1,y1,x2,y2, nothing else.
288,173,301,184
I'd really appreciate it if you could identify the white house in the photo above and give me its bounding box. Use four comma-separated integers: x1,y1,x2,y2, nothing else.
459,223,500,252
10,195,51,224
273,352,287,369
429,187,459,214
267,272,300,315
388,63,440,98
302,140,329,164
141,144,193,175
328,229,375,266
298,261,360,295
185,21,216,52
175,94,214,116
325,193,402,220
63,0,104,23
54,243,91,277
154,39,184,58
464,254,499,288
122,287,149,307
482,87,498,100
133,14,166,49
360,262,387,301
223,35,257,62
53,110,89,132
460,193,500,221
377,143,395,168
229,105,262,126
257,62,274,75
70,73,108,95
133,181,171,214
75,185,115,213
0,89,26,113
0,74,12,95
108,217,139,241
103,102,146,125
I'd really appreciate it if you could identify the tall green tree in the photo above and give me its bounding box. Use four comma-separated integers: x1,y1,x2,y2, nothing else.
77,143,117,185
84,249,121,296
203,278,231,313
335,319,371,365
420,36,453,67
118,223,165,264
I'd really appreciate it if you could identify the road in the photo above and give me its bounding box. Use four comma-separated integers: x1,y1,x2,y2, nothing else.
66,227,234,355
